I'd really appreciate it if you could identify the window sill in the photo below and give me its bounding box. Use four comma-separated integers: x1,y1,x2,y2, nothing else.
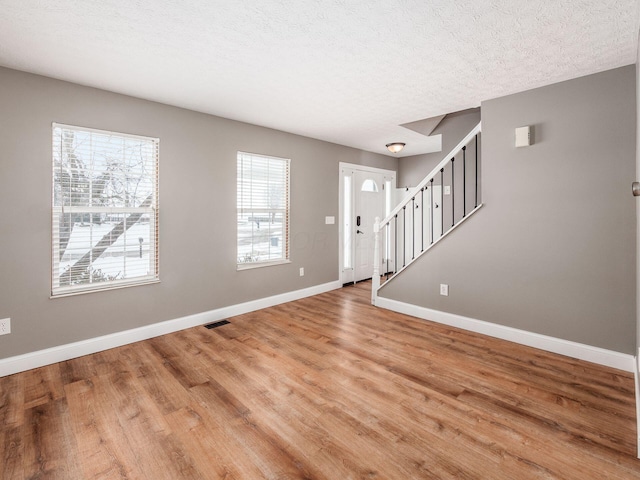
51,278,160,298
237,259,291,271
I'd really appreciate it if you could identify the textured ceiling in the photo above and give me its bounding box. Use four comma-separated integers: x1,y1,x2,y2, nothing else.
0,0,637,157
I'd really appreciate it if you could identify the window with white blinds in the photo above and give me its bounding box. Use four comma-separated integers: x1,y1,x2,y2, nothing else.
52,124,159,296
237,152,290,268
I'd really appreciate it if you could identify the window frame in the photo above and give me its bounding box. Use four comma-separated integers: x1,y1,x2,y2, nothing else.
236,151,291,270
51,123,160,297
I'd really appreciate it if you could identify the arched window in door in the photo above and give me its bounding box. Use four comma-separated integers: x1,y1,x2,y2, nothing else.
361,178,379,192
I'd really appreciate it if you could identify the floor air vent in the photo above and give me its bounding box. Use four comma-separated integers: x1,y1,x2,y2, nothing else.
204,320,230,329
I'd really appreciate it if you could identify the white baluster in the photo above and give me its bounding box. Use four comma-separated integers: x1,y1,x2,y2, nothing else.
372,216,381,305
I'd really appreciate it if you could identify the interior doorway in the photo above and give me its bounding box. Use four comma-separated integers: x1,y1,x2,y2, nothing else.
339,163,396,284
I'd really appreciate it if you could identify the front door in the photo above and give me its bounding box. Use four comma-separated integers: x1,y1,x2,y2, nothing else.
354,170,386,282
339,163,395,285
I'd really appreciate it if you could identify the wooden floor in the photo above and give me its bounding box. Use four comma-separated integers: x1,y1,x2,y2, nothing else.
1,282,639,479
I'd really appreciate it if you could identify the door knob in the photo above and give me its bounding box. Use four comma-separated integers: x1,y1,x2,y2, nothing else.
633,182,640,197
356,230,364,234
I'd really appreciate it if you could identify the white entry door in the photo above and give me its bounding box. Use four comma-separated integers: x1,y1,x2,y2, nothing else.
354,170,386,282
339,163,395,285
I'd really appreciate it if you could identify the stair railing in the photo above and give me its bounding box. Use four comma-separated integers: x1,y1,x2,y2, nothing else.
372,122,482,305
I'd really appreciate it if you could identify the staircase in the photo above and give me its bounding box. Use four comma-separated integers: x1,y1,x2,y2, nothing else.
371,122,482,304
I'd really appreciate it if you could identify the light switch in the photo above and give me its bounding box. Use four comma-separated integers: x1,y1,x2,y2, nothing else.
325,216,335,225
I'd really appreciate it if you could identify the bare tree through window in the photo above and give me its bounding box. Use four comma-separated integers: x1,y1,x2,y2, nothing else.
52,124,159,295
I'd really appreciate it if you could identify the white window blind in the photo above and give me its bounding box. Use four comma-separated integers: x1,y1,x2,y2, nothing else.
237,152,290,268
52,124,159,296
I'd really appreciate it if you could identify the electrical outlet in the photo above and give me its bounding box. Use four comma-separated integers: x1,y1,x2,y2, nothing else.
0,318,10,335
299,267,305,276
440,284,449,296
444,185,451,195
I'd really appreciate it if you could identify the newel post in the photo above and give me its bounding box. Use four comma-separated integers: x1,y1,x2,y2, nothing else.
372,216,381,305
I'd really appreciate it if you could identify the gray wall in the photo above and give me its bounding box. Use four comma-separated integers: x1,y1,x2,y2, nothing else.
0,67,396,360
398,108,481,187
381,66,637,354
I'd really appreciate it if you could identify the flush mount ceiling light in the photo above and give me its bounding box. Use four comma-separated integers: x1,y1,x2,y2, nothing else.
386,142,405,154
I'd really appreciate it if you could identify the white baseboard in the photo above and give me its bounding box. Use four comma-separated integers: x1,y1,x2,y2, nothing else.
0,280,342,378
376,296,635,373
635,350,640,458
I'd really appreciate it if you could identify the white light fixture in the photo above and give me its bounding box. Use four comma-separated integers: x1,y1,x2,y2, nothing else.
386,142,405,154
515,126,532,147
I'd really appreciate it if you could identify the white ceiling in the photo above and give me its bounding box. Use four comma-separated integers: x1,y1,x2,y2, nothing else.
0,0,637,157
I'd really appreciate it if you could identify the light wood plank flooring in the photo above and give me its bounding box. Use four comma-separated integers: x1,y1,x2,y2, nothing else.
1,282,639,479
